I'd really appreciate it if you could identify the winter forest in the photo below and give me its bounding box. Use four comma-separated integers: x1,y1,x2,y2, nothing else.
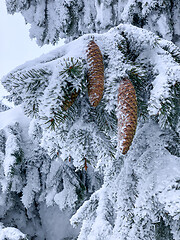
0,0,180,239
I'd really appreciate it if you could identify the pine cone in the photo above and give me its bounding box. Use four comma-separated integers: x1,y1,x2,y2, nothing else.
117,78,137,154
61,89,79,111
87,40,104,107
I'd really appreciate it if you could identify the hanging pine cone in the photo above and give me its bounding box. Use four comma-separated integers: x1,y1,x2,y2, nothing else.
84,157,88,171
117,78,137,154
87,40,104,107
61,89,80,111
59,58,84,111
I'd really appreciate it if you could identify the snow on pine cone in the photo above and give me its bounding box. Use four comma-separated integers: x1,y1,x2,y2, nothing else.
87,40,104,107
117,78,137,154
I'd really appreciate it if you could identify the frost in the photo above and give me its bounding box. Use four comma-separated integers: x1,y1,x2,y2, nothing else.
5,0,180,46
2,24,179,169
1,3,180,238
72,121,180,239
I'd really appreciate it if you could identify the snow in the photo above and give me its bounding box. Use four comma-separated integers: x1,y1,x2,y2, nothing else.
95,0,104,24
2,23,179,171
21,168,41,208
156,14,172,41
0,3,180,238
0,105,81,239
0,226,26,240
0,106,30,131
0,107,30,176
3,131,20,176
5,0,180,47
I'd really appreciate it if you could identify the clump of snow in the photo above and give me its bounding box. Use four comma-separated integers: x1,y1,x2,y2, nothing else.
0,225,26,240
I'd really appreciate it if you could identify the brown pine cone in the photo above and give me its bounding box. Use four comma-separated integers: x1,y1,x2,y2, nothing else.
61,89,79,111
87,40,104,107
117,78,137,154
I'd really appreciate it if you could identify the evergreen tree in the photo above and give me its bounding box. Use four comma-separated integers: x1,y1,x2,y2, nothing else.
5,0,180,47
0,106,102,239
1,0,180,239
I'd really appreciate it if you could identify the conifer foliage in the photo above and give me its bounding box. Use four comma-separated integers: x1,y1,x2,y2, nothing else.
60,57,83,110
1,6,180,238
40,57,86,130
5,0,180,47
0,109,102,239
